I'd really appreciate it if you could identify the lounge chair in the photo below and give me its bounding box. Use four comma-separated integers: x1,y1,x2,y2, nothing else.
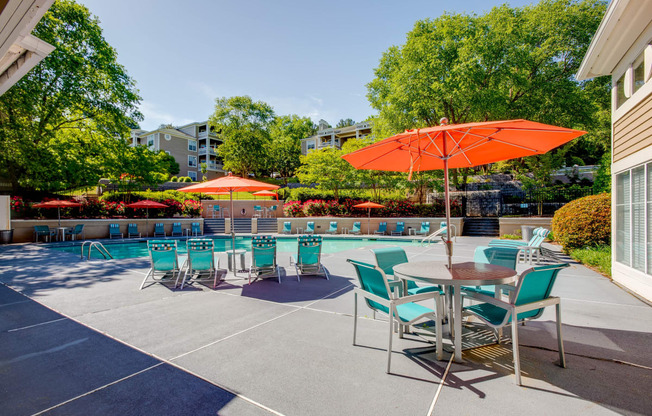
109,223,123,239
416,222,430,236
489,228,550,263
371,247,441,296
291,235,329,281
212,205,222,218
374,222,387,235
64,224,84,241
171,222,183,237
249,235,280,284
154,223,166,237
462,246,520,298
461,263,570,385
349,221,361,235
348,259,443,373
391,221,405,236
269,205,278,217
179,239,220,289
140,240,180,290
282,221,292,234
127,223,141,238
305,221,315,234
326,221,338,234
34,225,56,242
253,205,263,218
190,222,202,236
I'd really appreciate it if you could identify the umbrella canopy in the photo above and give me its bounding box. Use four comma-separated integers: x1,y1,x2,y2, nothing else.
353,201,385,234
33,200,82,227
343,119,586,267
178,173,279,275
253,190,278,200
126,200,168,237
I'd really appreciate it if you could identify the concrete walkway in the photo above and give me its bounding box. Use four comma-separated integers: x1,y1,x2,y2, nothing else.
0,237,650,415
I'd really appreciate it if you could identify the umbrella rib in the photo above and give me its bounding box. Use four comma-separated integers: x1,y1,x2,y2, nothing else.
446,130,473,166
424,132,445,158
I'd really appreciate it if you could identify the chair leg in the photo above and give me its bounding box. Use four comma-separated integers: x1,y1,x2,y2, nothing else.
556,302,566,368
435,299,443,360
511,318,522,385
387,308,394,373
353,292,358,346
139,269,153,290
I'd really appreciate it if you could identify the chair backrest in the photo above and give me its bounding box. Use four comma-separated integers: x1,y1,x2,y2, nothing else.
377,222,387,232
191,222,200,233
420,222,430,233
352,221,361,232
510,263,569,321
528,228,550,247
34,225,50,233
328,221,337,231
297,235,322,265
254,205,261,211
270,205,277,211
128,223,138,234
252,236,277,267
110,223,120,234
283,222,291,232
347,259,391,314
155,223,164,232
371,246,417,290
473,246,520,270
187,238,214,270
395,222,404,231
172,222,182,232
213,205,220,212
73,224,84,233
147,240,178,271
306,222,315,232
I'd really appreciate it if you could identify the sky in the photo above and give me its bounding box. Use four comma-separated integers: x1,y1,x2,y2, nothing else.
79,0,536,131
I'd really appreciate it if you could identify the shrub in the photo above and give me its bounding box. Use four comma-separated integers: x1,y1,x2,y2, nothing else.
283,200,304,217
184,177,193,183
552,193,611,252
170,176,178,182
569,245,611,277
182,199,202,217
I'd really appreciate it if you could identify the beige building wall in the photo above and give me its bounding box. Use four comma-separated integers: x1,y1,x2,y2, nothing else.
613,92,652,163
0,195,10,230
158,134,197,179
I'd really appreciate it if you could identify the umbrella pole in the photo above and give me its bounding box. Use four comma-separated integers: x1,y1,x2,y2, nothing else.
230,189,236,276
443,139,452,269
57,207,61,228
367,208,371,235
146,208,149,237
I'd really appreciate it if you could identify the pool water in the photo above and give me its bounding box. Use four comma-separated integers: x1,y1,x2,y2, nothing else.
49,236,423,260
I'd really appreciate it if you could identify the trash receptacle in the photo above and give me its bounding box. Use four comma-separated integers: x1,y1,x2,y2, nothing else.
0,229,14,244
521,225,535,242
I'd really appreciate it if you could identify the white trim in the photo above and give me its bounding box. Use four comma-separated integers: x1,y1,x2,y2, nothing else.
613,78,652,123
613,262,652,303
187,155,197,168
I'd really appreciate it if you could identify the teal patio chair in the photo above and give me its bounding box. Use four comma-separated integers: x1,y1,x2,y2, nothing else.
348,259,443,373
371,247,441,296
127,223,141,238
249,235,280,284
179,239,220,289
64,224,85,241
282,221,292,234
462,246,520,298
326,221,338,234
489,228,550,263
349,221,361,235
109,223,123,239
171,222,183,237
461,263,570,385
391,221,405,236
374,222,387,235
212,205,222,219
154,223,166,237
291,235,329,281
305,221,315,234
416,222,430,236
34,225,56,242
253,205,263,218
191,222,202,236
140,240,180,290
269,205,278,217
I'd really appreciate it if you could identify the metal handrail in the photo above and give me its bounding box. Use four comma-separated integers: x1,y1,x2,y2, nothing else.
420,224,457,246
80,241,113,260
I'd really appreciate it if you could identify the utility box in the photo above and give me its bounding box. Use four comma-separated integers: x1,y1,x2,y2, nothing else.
521,225,536,242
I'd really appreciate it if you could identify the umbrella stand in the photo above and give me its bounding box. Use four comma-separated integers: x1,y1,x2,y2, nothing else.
230,189,236,275
443,132,452,269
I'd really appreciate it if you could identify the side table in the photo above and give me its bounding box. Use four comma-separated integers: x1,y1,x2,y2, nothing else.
227,249,247,272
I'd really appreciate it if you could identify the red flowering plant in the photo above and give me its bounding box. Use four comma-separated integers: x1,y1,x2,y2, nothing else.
102,200,126,217
10,196,24,212
283,201,304,217
182,200,202,217
302,199,329,216
379,200,415,217
162,199,183,217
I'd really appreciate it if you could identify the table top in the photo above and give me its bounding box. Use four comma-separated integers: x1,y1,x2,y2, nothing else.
393,261,516,287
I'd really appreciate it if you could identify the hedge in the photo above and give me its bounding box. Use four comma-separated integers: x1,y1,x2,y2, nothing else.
551,193,611,252
282,198,462,218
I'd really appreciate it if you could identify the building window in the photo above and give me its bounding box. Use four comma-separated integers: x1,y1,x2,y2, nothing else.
616,72,628,109
307,141,315,150
633,52,645,94
188,171,197,181
147,134,156,147
188,140,197,152
188,155,197,167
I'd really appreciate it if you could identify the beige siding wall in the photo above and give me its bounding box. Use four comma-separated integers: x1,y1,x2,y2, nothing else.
613,91,652,163
159,135,196,177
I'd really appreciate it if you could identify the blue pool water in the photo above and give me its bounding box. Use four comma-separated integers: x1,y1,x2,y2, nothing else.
48,236,423,260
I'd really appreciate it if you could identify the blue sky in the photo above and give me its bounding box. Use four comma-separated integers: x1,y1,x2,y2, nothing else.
79,0,535,131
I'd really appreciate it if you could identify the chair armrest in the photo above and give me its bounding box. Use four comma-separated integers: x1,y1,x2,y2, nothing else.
460,289,511,310
354,287,391,308
394,291,441,305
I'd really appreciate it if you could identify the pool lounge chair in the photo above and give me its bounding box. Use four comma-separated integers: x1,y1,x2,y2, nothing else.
109,223,123,239
488,228,550,263
371,247,441,296
127,223,141,238
348,259,443,373
305,222,315,234
326,221,338,234
140,240,180,290
349,221,361,235
461,263,570,385
64,224,85,241
249,235,280,284
416,222,430,236
291,235,329,281
190,222,202,236
282,222,292,234
179,239,220,289
34,225,56,242
391,221,405,236
374,222,387,235
171,222,183,237
154,223,166,237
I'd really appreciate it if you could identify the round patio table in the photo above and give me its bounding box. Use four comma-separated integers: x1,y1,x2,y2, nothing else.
393,261,517,362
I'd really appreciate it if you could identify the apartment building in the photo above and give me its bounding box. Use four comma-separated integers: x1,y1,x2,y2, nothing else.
300,119,372,155
130,121,225,181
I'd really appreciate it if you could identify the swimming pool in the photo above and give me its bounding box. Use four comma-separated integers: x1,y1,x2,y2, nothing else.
48,236,424,260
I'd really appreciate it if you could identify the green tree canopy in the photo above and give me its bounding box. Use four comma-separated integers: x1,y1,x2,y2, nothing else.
336,118,356,128
269,115,316,181
209,96,275,177
0,0,142,193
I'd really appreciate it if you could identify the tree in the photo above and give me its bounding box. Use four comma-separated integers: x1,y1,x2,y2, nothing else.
0,0,142,193
296,147,355,199
110,145,179,188
367,0,610,184
269,115,316,182
336,118,356,128
209,96,274,177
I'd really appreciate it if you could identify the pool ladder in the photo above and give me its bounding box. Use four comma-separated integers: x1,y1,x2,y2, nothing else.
420,224,457,246
80,241,113,260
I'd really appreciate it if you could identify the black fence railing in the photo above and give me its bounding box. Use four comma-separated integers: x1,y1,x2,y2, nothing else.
501,187,594,216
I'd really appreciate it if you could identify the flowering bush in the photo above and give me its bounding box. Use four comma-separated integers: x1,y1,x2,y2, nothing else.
10,196,24,213
380,200,414,217
302,199,329,216
182,199,202,217
162,199,184,217
102,201,126,217
283,200,304,217
281,198,458,218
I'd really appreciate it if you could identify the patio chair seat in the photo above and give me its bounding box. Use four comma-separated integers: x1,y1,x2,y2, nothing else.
180,238,220,289
292,235,329,281
350,222,361,235
140,240,180,290
249,235,280,284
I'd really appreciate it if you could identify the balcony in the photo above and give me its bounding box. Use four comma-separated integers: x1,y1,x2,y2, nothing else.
199,147,216,156
206,161,223,171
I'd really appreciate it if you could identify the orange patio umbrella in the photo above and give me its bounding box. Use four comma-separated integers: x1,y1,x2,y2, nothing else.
32,200,82,227
178,173,279,270
343,118,586,267
126,200,168,237
253,190,279,200
353,201,385,234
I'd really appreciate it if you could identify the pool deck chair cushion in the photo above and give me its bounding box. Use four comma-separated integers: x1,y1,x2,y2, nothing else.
305,222,315,234
109,223,123,239
371,247,441,296
326,221,338,234
291,235,329,281
461,263,570,385
374,222,387,235
348,259,443,373
127,223,141,238
249,235,280,284
140,240,180,290
391,222,405,236
179,239,220,289
282,222,292,234
154,223,166,237
350,222,361,235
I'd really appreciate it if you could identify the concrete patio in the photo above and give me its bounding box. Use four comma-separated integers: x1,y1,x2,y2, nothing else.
0,237,650,415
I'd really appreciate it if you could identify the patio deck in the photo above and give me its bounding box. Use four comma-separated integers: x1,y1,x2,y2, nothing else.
0,237,650,415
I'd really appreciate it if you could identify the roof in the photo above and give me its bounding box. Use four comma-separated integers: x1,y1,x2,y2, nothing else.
576,0,652,80
135,127,196,140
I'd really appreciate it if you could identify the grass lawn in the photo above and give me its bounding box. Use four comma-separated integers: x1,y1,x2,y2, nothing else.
569,245,611,277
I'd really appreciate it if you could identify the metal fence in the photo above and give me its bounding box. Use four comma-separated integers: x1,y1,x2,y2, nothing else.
501,187,594,216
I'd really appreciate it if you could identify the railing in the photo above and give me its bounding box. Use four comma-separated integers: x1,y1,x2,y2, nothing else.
81,241,113,260
199,147,216,156
420,224,457,246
